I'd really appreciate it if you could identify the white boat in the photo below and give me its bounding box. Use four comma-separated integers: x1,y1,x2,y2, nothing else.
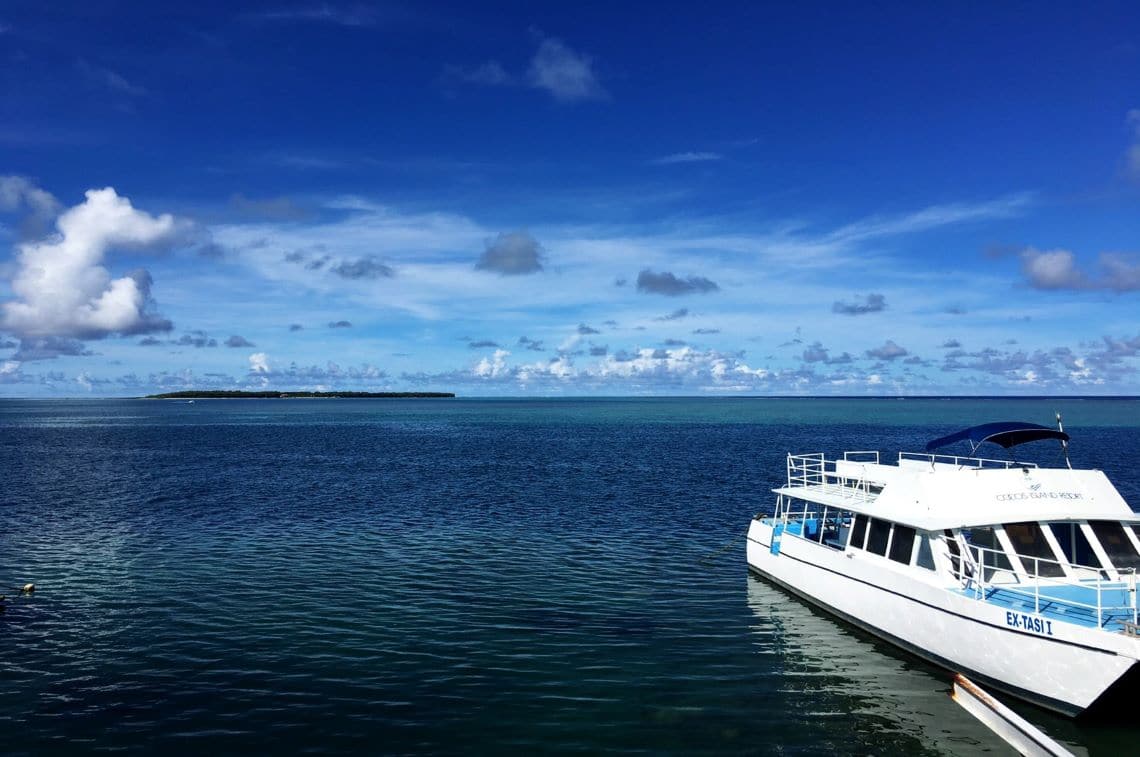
745,421,1140,717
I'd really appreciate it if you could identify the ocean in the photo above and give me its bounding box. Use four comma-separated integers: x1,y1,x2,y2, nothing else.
2,397,1139,755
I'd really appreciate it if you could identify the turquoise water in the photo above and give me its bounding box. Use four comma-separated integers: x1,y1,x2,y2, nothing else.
1,397,1138,754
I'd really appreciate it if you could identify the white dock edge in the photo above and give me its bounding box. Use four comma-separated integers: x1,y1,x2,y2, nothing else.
950,674,1074,757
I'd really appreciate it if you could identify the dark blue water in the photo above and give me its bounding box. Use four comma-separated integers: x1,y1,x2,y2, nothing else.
2,398,1139,755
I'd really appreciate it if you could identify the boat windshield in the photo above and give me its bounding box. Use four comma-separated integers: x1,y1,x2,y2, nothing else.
1047,522,1105,574
1088,521,1140,572
961,527,1014,582
1003,522,1065,578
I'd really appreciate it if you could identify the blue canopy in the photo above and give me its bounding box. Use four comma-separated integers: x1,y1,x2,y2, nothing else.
924,421,1069,452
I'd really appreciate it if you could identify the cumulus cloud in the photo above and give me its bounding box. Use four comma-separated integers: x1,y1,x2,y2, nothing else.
226,335,255,348
474,348,510,378
577,323,600,335
693,328,720,335
1021,248,1140,292
12,336,93,361
175,331,217,348
249,352,270,373
1100,253,1140,291
527,36,606,102
656,308,690,321
1020,248,1085,289
1,186,178,346
832,293,886,315
0,175,61,237
941,339,961,349
866,340,909,361
475,231,544,275
468,339,499,349
517,336,545,351
330,256,395,280
328,320,352,328
802,341,854,365
637,270,718,296
289,323,304,332
445,35,604,103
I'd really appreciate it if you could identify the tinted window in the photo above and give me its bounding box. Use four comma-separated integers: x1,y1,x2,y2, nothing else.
1090,521,1140,571
1003,522,1064,577
889,525,916,564
850,514,868,549
867,518,891,556
915,535,936,571
1049,522,1102,570
961,527,1014,582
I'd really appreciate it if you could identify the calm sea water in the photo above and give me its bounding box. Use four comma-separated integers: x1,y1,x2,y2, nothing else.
2,397,1139,755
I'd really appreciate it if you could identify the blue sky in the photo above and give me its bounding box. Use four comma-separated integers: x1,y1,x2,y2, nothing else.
1,2,1139,396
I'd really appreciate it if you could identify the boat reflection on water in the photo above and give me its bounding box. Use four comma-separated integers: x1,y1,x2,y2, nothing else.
745,574,1091,756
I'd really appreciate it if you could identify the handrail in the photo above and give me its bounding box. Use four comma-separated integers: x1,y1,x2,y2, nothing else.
900,451,1037,470
961,543,1138,628
785,453,879,505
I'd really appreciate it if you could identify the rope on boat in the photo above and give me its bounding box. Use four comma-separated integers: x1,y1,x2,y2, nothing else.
700,530,748,564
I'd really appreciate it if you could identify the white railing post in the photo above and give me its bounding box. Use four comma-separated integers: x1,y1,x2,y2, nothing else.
1126,570,1135,624
1035,557,1041,614
1097,579,1103,628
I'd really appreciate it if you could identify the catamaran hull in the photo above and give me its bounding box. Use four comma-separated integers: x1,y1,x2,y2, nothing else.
746,520,1138,717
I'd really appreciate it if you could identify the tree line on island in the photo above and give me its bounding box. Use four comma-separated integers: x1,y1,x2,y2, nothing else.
143,390,455,399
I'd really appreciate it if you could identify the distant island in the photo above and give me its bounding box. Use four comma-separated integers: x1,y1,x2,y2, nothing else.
142,390,455,399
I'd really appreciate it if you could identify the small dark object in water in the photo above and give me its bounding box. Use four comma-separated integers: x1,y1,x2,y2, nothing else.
20,583,34,594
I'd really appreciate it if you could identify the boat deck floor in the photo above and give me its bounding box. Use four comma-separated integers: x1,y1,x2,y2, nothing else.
958,582,1137,631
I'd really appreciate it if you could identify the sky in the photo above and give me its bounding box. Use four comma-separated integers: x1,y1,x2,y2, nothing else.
1,2,1139,397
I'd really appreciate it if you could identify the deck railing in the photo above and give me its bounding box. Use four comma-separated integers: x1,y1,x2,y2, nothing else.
899,451,1038,470
959,543,1138,629
785,453,880,506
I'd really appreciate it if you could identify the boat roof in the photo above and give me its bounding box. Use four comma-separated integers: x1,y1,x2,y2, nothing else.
774,461,1138,531
924,421,1069,452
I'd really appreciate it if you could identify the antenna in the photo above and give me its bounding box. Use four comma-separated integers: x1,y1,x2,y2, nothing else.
1056,411,1071,469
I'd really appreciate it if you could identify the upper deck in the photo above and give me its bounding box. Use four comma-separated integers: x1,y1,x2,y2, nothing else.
774,450,1137,531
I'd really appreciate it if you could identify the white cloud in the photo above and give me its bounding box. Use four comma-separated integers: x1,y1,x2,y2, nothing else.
474,348,510,378
0,175,60,221
249,352,270,373
1021,248,1084,289
1020,248,1140,292
2,186,179,341
527,37,606,102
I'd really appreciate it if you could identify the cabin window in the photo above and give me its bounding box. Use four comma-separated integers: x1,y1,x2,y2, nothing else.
961,527,1014,582
822,510,851,550
849,514,869,549
1048,522,1102,571
888,525,916,565
1089,521,1140,571
866,518,891,556
1003,522,1065,577
915,535,936,571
